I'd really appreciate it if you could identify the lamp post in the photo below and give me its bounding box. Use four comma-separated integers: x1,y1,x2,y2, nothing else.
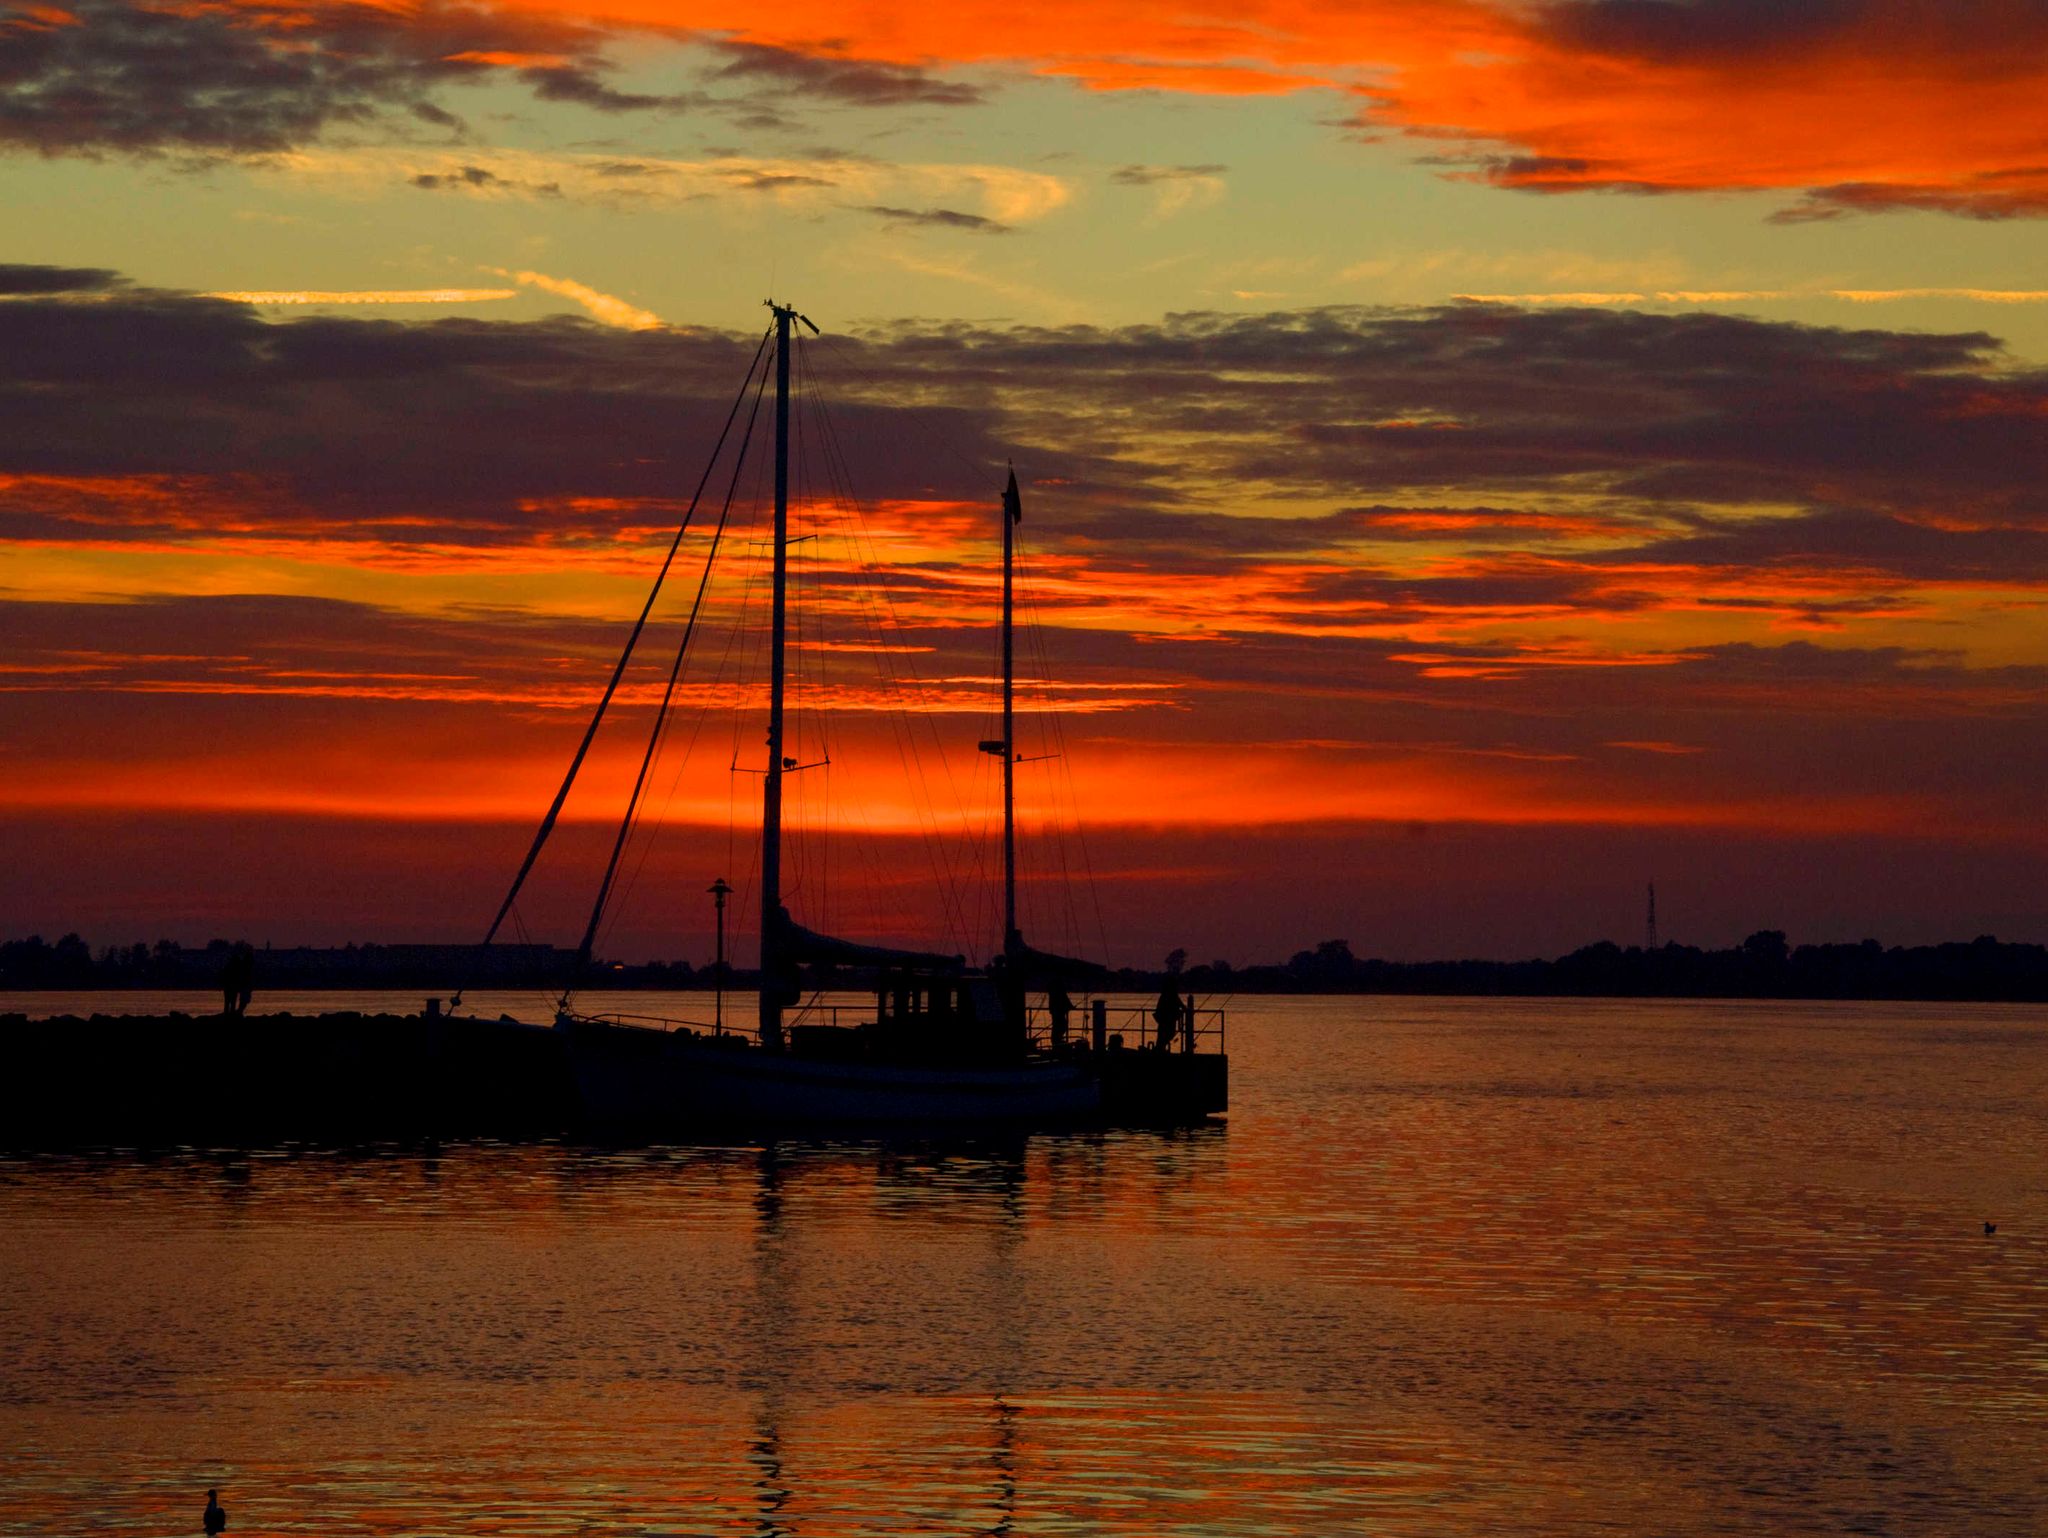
708,877,733,1033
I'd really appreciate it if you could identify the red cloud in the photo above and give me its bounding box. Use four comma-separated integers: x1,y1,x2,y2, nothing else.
15,1,2043,214
479,0,2048,218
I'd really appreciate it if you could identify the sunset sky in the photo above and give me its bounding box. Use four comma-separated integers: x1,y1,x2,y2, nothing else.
6,0,2048,967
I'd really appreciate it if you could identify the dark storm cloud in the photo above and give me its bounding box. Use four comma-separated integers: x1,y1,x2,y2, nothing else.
1606,508,2048,585
0,272,1059,540
0,590,632,694
1542,0,1867,60
0,261,121,293
519,63,678,114
1459,154,1668,196
409,163,560,196
1773,178,2048,223
1285,562,1659,624
899,304,2045,531
411,163,502,189
1038,503,1643,579
857,204,1012,233
706,40,982,107
724,168,835,190
0,0,678,158
10,586,2029,758
5,277,2048,611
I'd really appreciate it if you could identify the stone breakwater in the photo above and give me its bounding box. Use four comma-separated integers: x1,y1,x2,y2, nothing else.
0,1011,575,1146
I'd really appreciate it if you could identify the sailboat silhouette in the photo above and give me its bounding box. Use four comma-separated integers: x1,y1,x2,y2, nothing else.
485,302,1226,1130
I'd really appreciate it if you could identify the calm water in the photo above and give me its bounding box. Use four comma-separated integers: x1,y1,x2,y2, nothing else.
1,994,2044,1535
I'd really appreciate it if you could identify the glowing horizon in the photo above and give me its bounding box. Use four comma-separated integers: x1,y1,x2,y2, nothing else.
4,2,2047,962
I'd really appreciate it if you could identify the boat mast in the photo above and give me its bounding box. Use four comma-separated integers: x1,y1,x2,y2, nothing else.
759,300,801,1049
1002,467,1018,958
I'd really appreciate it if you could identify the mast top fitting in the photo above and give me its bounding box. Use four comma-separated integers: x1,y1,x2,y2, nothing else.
764,299,820,334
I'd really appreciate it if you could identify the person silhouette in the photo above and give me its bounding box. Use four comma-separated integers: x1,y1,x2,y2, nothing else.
1047,986,1074,1051
203,1489,227,1535
232,942,254,1015
1152,983,1180,1053
219,945,254,1018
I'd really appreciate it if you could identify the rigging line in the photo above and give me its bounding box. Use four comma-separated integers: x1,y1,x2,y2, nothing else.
801,377,928,878
566,344,774,989
802,450,933,950
851,498,977,955
718,551,755,920
806,347,844,937
811,323,1024,924
504,903,557,1017
1020,529,1112,966
724,371,779,966
789,338,825,913
596,425,768,959
721,437,770,892
805,368,980,958
804,339,864,939
1016,548,1080,950
812,330,997,487
811,363,986,963
594,469,760,962
793,341,834,933
593,688,707,964
787,335,818,910
729,385,776,869
477,324,774,952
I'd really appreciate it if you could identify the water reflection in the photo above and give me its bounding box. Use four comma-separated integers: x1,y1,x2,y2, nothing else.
985,1395,1018,1538
740,1138,1038,1536
2,1000,2045,1535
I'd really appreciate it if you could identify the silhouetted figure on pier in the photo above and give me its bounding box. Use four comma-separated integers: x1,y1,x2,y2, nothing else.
219,945,254,1018
1153,984,1180,1052
202,1489,227,1535
1047,986,1073,1051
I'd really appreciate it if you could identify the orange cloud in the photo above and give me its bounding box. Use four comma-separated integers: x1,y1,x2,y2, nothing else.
24,2,2048,216
492,268,665,329
453,0,2048,217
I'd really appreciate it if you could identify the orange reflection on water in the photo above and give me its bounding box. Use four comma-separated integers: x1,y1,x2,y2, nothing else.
2,999,2043,1538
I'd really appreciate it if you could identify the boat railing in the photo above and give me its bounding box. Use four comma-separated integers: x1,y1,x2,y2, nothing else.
577,999,877,1037
786,1002,871,1031
577,1000,1226,1053
575,1008,723,1036
1022,1003,1225,1056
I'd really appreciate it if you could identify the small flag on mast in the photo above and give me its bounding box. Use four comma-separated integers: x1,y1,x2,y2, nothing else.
1003,465,1022,523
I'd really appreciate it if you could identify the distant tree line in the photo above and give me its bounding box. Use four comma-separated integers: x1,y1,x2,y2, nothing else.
7,928,2048,1002
1150,931,2048,1002
0,935,693,991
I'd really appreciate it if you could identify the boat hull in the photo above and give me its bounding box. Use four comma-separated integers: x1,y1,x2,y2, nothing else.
559,1018,1103,1131
1097,1047,1229,1122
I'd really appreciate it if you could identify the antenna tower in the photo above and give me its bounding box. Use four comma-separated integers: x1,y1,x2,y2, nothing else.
1646,882,1659,950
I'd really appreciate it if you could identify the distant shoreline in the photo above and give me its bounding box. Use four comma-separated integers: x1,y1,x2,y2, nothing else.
7,930,2048,1005
9,980,2048,1007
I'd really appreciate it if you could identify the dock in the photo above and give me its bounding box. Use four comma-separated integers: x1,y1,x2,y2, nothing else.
1,1011,573,1146
1,1008,1224,1145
